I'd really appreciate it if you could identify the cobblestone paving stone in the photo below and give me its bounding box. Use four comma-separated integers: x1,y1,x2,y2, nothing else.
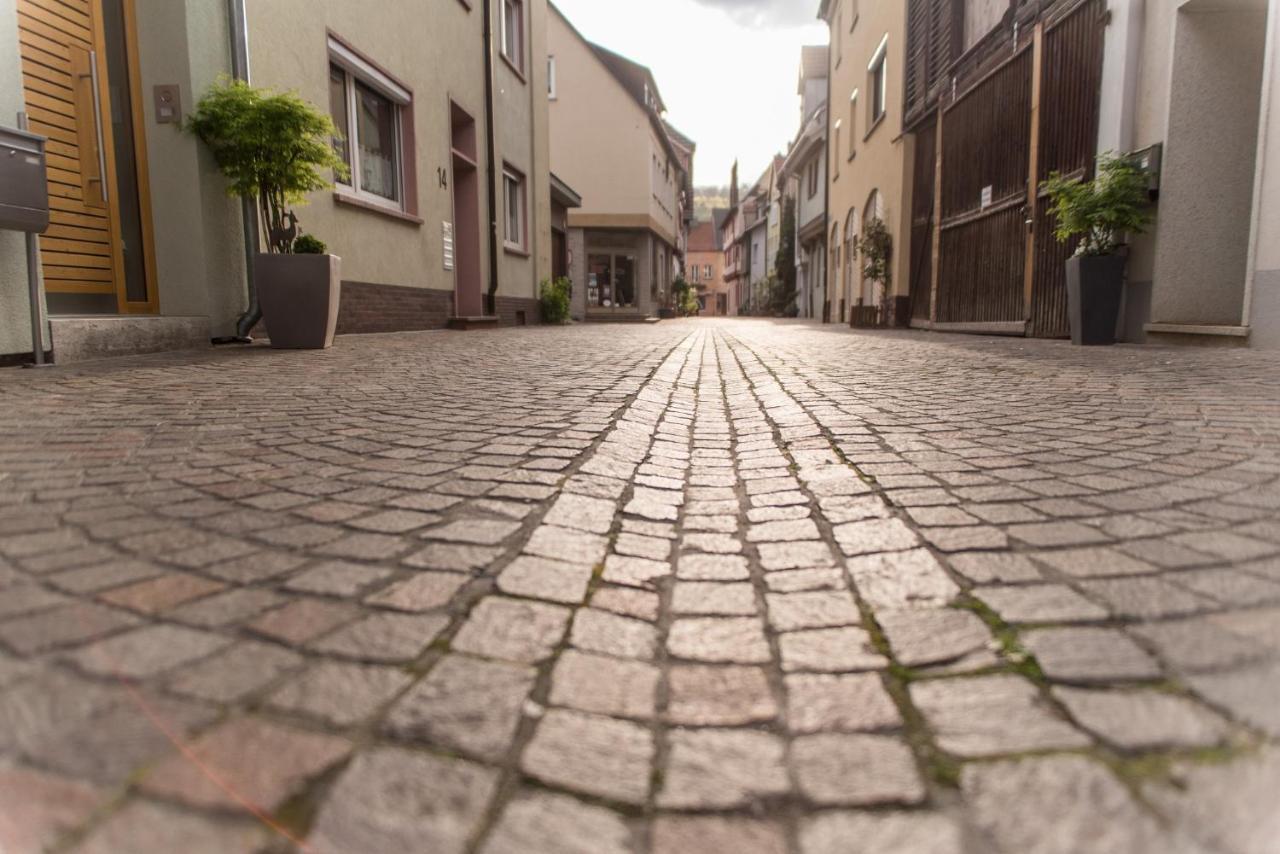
1,319,1279,853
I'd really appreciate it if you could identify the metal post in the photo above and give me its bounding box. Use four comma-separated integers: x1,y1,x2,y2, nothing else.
17,111,49,368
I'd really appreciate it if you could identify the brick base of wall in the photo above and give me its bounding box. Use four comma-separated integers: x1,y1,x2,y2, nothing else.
337,281,454,335
252,282,542,340
495,296,541,327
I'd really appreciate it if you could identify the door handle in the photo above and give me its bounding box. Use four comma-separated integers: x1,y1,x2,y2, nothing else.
87,50,109,204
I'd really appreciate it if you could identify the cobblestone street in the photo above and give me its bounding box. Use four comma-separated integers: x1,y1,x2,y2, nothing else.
1,319,1279,854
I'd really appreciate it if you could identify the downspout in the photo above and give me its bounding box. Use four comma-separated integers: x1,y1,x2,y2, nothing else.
228,0,261,342
823,83,832,323
483,0,500,317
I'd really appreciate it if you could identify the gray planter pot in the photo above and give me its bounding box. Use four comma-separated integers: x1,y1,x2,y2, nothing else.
1065,252,1126,346
254,253,342,350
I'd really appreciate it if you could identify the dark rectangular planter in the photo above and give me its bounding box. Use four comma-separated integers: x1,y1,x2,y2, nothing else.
1066,252,1126,346
254,253,342,350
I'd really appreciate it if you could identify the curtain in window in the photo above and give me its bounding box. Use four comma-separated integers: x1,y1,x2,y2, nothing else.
356,81,399,201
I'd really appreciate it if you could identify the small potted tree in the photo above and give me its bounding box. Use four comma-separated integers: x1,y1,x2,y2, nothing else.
1042,153,1152,346
188,79,349,349
856,218,892,327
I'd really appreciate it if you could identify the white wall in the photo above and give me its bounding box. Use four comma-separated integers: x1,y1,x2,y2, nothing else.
0,0,40,357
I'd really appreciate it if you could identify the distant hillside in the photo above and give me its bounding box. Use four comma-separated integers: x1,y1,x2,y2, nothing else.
693,186,731,223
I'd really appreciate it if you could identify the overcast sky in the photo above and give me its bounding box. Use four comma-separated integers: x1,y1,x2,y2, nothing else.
551,0,829,187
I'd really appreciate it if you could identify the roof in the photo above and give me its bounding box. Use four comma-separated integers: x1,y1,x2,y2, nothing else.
662,119,696,153
589,42,667,114
550,173,582,208
687,220,719,253
799,45,829,87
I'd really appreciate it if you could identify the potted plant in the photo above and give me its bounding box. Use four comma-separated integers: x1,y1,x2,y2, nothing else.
1042,154,1152,346
856,218,892,327
187,79,348,349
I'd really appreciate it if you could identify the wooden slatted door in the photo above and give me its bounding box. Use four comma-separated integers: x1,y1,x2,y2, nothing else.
16,0,155,314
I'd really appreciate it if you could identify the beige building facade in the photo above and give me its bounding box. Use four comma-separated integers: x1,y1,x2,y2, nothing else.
820,0,914,326
547,3,689,321
248,0,552,330
0,0,557,365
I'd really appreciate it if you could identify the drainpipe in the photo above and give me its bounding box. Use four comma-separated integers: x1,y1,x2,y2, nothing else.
482,0,500,317
822,81,832,323
228,0,261,342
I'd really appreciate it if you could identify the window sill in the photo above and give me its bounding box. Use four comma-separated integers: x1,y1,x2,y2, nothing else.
864,113,886,142
504,244,531,258
334,191,423,225
500,52,527,83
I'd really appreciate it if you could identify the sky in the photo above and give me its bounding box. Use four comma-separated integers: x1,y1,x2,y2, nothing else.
551,0,829,188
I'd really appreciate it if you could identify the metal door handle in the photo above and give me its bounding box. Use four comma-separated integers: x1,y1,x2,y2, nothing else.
88,50,109,204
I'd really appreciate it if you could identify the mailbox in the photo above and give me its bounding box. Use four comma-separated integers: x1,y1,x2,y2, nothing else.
0,125,49,234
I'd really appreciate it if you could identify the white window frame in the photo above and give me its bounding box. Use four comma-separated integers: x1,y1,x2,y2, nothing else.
848,89,859,156
868,34,889,125
502,0,525,73
548,55,557,99
503,165,527,251
328,38,411,213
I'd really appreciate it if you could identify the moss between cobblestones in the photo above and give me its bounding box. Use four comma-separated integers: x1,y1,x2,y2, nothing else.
952,595,1046,684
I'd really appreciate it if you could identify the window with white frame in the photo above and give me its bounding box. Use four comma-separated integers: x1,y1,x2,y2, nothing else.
848,90,858,157
503,165,527,250
833,120,842,178
704,264,712,280
502,0,525,73
868,34,888,127
328,39,412,210
548,55,557,99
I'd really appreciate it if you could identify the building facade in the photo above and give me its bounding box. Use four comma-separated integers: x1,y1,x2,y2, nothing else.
687,215,727,315
777,46,829,321
820,0,914,327
1109,0,1279,349
0,0,571,365
2,0,245,363
547,4,691,321
248,0,552,331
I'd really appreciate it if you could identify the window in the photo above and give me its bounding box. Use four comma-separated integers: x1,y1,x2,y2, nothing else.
328,39,413,212
807,159,819,199
704,264,712,280
868,35,888,128
502,0,524,73
691,265,700,283
833,120,841,179
836,10,843,65
503,165,527,250
848,90,859,159
548,55,557,99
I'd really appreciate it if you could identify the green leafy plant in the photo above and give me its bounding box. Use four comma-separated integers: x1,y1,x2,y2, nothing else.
292,234,327,255
186,77,348,254
539,277,572,324
672,276,699,317
857,218,892,289
1041,153,1152,256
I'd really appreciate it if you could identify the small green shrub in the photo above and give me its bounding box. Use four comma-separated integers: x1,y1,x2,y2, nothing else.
1041,153,1152,256
672,276,699,317
292,234,327,255
539,277,572,324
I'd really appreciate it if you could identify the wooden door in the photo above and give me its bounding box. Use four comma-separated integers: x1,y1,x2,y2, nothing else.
16,0,154,313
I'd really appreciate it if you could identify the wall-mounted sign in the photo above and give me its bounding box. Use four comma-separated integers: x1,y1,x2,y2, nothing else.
980,185,994,209
442,222,454,271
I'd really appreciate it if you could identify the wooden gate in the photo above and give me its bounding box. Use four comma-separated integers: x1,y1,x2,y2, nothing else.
908,114,935,322
918,0,1105,336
